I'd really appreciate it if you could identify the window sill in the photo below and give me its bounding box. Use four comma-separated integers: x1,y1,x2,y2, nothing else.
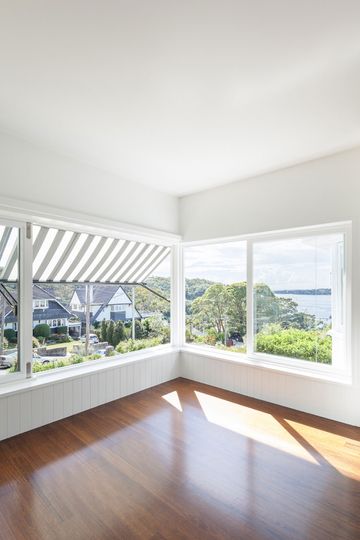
0,345,179,398
181,344,352,386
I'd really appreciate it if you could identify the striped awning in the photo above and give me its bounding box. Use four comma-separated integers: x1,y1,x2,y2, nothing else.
0,224,171,283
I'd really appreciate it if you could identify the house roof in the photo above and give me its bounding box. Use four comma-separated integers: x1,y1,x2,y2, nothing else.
74,284,125,305
0,224,171,284
6,305,72,324
3,284,73,322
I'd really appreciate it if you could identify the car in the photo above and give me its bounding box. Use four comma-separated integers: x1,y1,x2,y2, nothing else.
80,334,99,344
0,355,12,369
32,352,50,364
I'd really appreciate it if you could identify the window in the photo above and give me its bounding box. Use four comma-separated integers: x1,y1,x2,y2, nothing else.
184,240,247,353
33,299,48,309
111,305,123,312
28,223,173,374
0,223,21,378
252,233,346,368
183,224,350,378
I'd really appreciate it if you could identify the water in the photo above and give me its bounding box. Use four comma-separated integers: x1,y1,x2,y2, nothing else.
275,293,332,322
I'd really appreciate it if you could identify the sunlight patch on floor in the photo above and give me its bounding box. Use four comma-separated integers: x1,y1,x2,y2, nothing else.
162,391,183,412
194,391,319,464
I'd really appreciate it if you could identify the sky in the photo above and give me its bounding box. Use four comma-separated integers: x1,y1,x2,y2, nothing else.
183,234,344,290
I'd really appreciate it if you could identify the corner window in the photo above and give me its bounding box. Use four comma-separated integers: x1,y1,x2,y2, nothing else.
183,224,350,378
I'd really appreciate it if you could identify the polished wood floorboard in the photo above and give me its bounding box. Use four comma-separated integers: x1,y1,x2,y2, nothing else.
0,378,359,540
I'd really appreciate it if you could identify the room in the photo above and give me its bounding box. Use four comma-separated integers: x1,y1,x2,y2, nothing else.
0,1,359,539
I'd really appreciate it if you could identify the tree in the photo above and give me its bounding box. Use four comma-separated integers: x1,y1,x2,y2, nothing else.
132,285,170,319
33,323,50,339
100,319,107,342
226,282,247,338
113,321,126,346
143,313,169,339
253,284,315,332
191,284,229,336
134,319,144,339
4,328,17,343
188,281,315,345
107,320,115,346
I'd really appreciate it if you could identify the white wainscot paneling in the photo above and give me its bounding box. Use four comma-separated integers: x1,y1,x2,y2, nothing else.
180,351,360,426
0,350,180,441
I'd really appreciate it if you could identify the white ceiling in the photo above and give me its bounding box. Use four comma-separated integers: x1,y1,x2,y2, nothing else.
0,1,360,196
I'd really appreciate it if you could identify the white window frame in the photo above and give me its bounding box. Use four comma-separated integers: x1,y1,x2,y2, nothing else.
0,201,179,385
181,221,352,383
0,218,33,384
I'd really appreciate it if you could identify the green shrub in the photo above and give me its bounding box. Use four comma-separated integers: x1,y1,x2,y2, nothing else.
32,360,58,373
33,323,50,339
49,333,70,343
54,326,68,335
4,328,17,343
255,328,332,364
0,336,9,349
69,354,84,364
87,353,102,360
116,337,162,354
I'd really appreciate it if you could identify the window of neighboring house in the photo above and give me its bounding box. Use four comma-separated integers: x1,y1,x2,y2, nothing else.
33,299,48,309
183,224,350,378
184,240,247,353
111,305,125,312
0,223,21,379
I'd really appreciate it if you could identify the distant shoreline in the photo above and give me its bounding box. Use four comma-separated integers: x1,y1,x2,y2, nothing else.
274,289,331,295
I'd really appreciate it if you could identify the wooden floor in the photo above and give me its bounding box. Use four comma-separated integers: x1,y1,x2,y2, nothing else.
0,378,359,540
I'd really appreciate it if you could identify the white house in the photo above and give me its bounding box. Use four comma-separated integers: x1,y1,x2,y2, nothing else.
69,284,141,327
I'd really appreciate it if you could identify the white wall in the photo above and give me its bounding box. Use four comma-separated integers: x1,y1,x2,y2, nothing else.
0,131,179,234
180,147,360,426
0,350,180,441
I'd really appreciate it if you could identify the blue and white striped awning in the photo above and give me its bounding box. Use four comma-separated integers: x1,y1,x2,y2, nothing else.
0,224,171,283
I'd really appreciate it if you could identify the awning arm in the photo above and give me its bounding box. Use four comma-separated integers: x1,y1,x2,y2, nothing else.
139,284,170,303
0,284,18,315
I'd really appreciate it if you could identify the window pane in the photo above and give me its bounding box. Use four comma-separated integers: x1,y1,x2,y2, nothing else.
253,233,345,365
0,225,20,377
184,241,247,353
31,252,171,373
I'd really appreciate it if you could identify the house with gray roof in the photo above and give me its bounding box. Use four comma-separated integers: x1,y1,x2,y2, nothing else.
4,284,81,335
69,285,141,328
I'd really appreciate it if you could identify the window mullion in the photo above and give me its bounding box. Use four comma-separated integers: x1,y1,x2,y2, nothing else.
246,240,254,355
20,222,33,378
171,243,183,348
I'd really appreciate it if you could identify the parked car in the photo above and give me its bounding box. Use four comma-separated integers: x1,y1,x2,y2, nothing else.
0,355,12,369
80,334,99,344
32,352,50,364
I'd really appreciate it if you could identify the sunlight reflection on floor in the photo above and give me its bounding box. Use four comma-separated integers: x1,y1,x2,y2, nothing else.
194,391,320,464
162,390,183,411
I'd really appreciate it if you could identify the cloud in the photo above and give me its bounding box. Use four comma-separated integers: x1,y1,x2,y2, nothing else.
184,234,343,289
